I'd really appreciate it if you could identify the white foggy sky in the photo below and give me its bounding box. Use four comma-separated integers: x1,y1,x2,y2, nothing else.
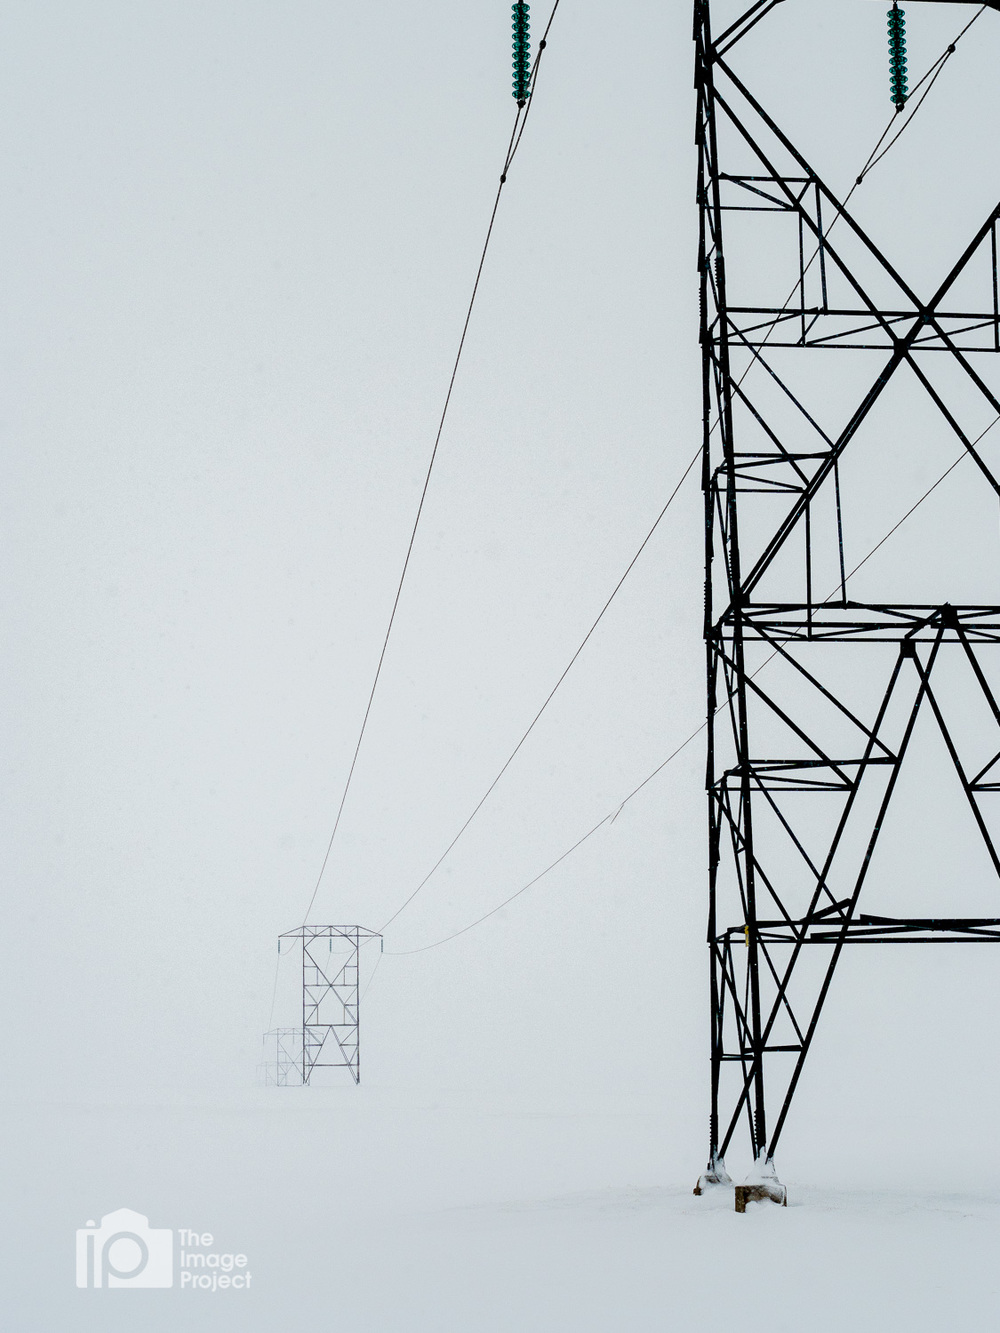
1,0,703,1102
5,0,1000,1107
5,3,1000,1327
5,0,1000,1113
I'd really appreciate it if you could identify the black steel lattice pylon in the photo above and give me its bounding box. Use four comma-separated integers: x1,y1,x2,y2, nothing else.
694,0,1000,1200
276,925,381,1085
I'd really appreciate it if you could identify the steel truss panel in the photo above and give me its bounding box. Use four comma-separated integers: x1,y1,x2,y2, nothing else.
695,0,1000,1187
260,1027,305,1087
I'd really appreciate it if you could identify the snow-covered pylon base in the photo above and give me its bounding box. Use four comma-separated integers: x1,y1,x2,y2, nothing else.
734,1154,787,1212
692,1153,732,1196
693,1153,788,1210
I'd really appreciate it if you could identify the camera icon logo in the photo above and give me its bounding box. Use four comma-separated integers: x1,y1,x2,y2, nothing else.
76,1209,174,1288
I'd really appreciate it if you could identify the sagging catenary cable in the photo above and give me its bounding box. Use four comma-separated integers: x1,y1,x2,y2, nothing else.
297,1,563,930
379,446,700,933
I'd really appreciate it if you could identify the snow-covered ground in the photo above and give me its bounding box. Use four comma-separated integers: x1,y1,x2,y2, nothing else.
6,3,1000,1329
5,1089,1000,1331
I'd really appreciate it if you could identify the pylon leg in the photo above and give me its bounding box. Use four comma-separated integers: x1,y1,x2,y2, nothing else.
693,1152,732,1195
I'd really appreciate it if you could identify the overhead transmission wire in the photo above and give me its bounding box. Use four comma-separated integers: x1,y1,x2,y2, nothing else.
385,8,989,957
378,450,699,932
264,3,564,1030
295,0,563,931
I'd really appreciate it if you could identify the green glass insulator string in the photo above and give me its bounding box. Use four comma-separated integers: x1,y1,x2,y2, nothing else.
512,3,531,105
888,4,908,111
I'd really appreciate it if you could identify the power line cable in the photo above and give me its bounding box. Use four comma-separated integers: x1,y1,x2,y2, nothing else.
298,1,564,927
378,446,700,932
